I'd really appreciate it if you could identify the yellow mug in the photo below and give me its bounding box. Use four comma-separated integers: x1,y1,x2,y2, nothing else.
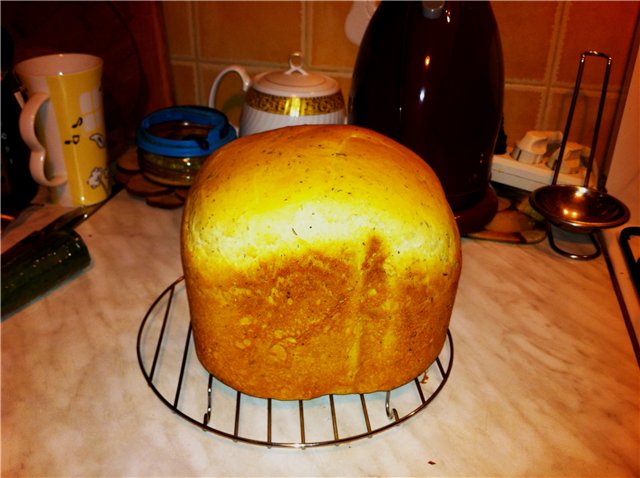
16,53,110,206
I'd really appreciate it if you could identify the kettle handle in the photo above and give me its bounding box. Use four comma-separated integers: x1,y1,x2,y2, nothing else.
208,65,252,133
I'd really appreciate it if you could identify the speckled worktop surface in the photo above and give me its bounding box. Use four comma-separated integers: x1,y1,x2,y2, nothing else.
2,190,639,477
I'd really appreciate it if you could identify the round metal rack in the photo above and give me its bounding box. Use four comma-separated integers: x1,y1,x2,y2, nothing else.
137,276,454,448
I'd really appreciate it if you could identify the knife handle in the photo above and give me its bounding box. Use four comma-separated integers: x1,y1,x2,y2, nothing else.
1,228,91,318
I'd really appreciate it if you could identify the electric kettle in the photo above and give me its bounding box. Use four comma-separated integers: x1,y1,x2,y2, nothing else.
349,1,504,234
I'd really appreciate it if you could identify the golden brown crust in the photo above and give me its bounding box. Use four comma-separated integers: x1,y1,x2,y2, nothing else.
181,125,461,400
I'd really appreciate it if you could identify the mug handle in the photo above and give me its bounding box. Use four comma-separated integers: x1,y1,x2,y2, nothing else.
207,65,252,134
19,92,67,187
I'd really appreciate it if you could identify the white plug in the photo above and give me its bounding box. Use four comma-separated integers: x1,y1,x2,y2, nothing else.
344,1,378,46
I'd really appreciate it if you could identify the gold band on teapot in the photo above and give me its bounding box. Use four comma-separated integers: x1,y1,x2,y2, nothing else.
245,89,345,117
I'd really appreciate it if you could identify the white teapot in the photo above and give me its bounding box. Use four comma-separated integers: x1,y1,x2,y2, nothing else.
208,52,345,137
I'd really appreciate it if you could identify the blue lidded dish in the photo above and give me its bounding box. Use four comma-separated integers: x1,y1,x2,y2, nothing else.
136,106,237,186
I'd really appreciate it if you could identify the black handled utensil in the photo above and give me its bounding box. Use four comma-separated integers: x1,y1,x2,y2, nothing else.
1,203,102,318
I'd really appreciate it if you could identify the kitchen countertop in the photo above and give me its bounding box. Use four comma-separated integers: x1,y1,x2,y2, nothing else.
2,190,639,477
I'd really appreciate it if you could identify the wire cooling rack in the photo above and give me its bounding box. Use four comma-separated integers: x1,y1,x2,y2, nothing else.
137,276,454,448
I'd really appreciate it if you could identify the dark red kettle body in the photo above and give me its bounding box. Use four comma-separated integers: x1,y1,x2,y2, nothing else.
349,1,504,233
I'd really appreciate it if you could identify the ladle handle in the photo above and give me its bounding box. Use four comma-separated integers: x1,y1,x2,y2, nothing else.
551,51,612,188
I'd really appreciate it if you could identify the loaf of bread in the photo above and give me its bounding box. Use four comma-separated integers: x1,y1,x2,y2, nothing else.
181,125,461,400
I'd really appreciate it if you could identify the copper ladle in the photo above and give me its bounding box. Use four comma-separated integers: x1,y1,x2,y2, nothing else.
529,51,630,260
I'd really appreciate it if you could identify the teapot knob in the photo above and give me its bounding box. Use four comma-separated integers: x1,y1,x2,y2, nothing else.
285,52,308,76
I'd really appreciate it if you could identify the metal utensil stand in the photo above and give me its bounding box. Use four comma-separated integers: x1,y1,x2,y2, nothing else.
531,51,623,260
137,276,454,449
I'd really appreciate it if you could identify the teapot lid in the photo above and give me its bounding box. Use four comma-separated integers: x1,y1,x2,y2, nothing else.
253,52,340,98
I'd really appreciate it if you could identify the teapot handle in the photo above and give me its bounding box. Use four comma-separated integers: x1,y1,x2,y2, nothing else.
208,65,252,133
